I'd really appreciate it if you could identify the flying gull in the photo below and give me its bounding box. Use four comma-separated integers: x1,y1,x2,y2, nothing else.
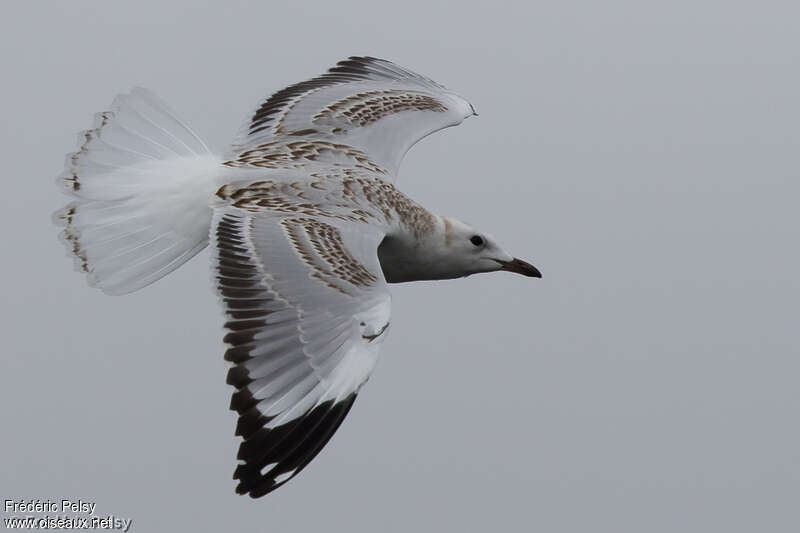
54,56,541,497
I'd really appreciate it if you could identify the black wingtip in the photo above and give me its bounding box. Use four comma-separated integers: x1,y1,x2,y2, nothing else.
232,394,358,498
235,407,269,438
229,387,258,414
226,366,252,387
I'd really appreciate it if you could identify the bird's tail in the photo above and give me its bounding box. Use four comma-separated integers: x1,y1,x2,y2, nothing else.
54,88,224,295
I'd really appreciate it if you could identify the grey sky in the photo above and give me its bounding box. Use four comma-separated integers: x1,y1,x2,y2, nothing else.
2,1,799,531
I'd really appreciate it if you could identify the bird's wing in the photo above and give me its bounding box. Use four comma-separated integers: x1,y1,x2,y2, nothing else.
229,56,475,177
211,193,391,498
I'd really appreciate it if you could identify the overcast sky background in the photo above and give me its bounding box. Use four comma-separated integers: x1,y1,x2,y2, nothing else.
2,1,799,531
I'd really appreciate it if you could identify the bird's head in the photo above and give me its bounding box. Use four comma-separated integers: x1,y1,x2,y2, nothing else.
435,217,541,279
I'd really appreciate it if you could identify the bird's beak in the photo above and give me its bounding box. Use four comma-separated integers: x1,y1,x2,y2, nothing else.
497,258,542,278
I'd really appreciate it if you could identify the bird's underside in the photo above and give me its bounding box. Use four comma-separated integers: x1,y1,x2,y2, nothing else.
56,56,537,498
210,57,471,493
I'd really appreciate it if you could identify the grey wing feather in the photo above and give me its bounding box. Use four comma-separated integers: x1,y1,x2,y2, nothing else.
212,205,391,497
229,56,475,177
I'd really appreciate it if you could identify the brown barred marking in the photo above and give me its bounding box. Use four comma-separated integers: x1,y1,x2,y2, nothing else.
222,140,387,174
313,90,446,127
56,205,89,272
63,174,80,192
348,177,436,238
287,128,319,136
442,216,453,247
217,180,360,221
216,176,436,239
238,56,448,151
59,111,114,194
282,218,378,294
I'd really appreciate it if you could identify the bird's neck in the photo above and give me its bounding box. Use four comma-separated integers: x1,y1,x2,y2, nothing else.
378,216,459,283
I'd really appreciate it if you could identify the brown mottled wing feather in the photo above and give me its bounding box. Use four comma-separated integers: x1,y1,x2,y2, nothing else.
229,56,475,177
211,205,391,497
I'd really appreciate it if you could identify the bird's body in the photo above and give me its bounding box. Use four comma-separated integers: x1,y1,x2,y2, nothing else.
55,57,540,497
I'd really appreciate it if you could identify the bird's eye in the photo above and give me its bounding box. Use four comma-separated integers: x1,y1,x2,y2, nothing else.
470,235,484,247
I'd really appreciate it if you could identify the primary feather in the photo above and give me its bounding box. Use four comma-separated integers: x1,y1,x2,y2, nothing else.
55,57,537,498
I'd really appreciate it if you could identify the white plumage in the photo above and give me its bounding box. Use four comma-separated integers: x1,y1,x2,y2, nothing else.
55,57,540,498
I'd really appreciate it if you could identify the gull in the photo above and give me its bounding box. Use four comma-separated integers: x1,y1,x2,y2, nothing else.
54,56,541,497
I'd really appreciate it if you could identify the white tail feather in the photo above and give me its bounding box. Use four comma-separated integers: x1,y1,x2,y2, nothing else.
54,88,223,295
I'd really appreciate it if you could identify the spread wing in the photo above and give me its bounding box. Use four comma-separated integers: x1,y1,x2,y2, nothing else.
230,56,475,177
211,201,391,498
